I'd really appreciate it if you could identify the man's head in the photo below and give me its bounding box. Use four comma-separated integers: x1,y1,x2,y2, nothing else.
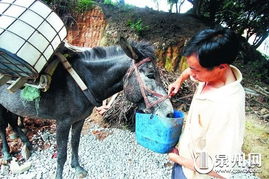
182,27,239,82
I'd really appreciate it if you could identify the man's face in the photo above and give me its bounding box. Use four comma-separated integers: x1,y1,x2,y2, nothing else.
187,54,225,83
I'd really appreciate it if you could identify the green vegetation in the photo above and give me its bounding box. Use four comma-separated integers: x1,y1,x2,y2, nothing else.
165,0,268,50
76,0,95,12
127,19,149,34
245,59,269,83
164,57,173,72
103,0,117,5
42,0,95,26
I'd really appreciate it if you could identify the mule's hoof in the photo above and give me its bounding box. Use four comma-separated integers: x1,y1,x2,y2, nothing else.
21,144,31,160
25,142,33,150
75,166,88,178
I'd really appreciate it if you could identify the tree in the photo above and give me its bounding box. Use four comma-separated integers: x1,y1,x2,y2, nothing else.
187,0,202,16
187,0,269,49
151,0,160,11
178,0,185,13
168,0,179,13
215,0,269,48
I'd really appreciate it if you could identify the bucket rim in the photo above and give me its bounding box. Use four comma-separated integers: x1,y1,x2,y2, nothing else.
135,110,184,120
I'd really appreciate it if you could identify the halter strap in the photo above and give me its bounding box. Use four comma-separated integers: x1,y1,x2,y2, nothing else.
125,57,151,78
131,58,170,109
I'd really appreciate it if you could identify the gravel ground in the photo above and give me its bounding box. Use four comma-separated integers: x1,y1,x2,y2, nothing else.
0,122,261,179
1,123,173,179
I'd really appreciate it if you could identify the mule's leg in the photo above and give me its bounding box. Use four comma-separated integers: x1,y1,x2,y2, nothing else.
71,119,88,177
55,120,71,179
0,123,12,161
8,114,32,150
0,105,12,161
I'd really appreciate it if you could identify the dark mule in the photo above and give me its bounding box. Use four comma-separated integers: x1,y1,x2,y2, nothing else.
0,105,31,160
0,39,173,178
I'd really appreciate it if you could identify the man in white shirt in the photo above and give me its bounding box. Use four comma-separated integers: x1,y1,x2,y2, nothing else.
168,27,245,179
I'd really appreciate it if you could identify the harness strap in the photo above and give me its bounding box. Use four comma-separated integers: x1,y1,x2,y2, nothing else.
132,58,170,109
55,52,102,107
126,58,152,78
39,59,60,92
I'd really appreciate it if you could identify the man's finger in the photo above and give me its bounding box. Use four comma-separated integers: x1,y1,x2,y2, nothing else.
169,89,177,96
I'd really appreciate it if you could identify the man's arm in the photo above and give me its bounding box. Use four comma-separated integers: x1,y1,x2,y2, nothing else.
168,151,225,178
168,68,191,96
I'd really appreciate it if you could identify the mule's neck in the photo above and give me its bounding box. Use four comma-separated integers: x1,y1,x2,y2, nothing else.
73,54,132,102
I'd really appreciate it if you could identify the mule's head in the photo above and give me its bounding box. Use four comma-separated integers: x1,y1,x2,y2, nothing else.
120,38,173,118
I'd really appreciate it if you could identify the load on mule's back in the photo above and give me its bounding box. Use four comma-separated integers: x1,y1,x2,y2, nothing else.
0,0,67,91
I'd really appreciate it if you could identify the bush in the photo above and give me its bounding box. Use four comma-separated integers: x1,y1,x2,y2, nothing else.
127,19,149,34
76,0,95,12
103,0,117,5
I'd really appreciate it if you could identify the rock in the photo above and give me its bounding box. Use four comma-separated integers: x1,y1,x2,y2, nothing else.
0,159,8,165
10,159,32,174
21,144,31,160
260,108,269,115
263,114,269,121
41,132,50,141
0,164,9,175
18,173,36,179
36,172,43,179
17,116,23,127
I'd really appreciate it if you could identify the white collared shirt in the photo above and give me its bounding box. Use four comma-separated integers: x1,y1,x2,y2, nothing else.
178,65,245,178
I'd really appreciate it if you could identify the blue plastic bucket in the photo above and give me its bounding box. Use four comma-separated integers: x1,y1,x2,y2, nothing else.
135,110,184,154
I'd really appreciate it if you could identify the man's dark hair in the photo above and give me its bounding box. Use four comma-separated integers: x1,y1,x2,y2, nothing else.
182,27,239,69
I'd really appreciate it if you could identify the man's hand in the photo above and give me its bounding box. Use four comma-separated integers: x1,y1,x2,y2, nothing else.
170,147,179,155
168,147,180,163
168,68,191,96
168,147,196,172
168,81,181,96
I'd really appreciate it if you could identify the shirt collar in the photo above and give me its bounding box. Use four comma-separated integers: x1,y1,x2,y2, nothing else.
195,65,243,101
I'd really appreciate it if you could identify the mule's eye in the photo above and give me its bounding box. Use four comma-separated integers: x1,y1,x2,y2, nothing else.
147,72,155,79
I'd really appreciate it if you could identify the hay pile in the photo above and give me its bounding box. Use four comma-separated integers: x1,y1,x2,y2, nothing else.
103,68,196,128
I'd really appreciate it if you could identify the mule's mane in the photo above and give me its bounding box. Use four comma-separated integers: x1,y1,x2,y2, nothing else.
79,41,156,61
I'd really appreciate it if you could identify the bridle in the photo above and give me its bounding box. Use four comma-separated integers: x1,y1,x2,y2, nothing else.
125,57,170,110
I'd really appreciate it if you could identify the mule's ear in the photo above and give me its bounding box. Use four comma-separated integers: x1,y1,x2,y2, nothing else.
119,37,140,61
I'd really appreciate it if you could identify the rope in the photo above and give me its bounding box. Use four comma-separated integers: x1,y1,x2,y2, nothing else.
131,58,170,109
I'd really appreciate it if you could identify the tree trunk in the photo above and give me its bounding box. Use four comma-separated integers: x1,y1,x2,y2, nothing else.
169,4,173,13
193,0,202,17
209,0,218,22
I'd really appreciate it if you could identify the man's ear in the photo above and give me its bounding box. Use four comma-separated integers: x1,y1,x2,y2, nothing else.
219,64,228,69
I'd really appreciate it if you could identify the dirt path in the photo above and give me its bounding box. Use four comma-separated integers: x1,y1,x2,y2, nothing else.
85,109,269,179
243,113,269,179
1,109,268,178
